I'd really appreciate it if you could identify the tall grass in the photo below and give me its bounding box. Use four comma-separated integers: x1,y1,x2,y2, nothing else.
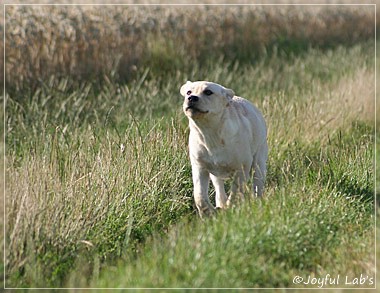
96,181,374,288
6,117,194,287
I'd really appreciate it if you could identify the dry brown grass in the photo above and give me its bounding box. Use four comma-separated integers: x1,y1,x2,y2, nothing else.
265,63,375,145
2,4,376,91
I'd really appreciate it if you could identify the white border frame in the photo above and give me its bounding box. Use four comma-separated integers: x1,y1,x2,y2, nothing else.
2,1,377,290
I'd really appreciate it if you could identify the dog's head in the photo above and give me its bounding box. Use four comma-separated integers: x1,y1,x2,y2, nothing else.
180,81,235,119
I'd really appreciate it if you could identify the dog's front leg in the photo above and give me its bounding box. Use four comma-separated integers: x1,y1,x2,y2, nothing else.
210,174,227,209
192,165,215,217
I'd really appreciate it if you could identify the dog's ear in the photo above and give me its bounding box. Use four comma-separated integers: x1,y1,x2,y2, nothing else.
180,81,192,97
223,87,235,99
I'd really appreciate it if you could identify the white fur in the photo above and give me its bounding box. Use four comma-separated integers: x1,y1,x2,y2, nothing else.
180,81,268,217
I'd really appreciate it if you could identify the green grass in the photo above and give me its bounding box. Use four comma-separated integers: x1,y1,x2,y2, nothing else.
96,185,373,288
5,39,375,289
91,120,374,289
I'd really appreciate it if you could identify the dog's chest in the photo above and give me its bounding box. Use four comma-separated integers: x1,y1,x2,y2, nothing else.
191,142,244,178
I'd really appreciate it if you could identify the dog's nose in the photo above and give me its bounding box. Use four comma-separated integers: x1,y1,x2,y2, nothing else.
188,95,199,102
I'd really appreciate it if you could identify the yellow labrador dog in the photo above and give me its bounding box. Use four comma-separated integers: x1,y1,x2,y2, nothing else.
180,81,268,217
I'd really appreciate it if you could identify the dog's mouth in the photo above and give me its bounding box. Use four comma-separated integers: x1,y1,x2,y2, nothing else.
185,105,209,114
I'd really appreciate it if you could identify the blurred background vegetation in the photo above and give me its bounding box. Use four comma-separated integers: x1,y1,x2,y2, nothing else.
1,1,377,93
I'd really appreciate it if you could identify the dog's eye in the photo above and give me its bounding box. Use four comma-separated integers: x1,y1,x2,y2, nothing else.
204,89,213,96
186,90,192,96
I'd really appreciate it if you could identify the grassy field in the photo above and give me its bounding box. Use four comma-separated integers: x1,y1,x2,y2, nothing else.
3,4,377,289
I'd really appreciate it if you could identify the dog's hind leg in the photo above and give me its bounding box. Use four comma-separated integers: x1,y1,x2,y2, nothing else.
226,166,250,207
253,142,268,197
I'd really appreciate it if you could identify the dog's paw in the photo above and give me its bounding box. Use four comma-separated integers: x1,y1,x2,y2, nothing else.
226,194,245,208
198,206,217,219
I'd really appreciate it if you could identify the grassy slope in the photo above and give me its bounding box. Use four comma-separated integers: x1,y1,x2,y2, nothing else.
96,185,373,289
5,41,375,288
92,44,373,288
93,121,374,288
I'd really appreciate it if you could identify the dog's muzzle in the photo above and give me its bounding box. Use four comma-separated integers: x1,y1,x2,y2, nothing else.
185,103,208,114
184,95,209,114
188,95,199,103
